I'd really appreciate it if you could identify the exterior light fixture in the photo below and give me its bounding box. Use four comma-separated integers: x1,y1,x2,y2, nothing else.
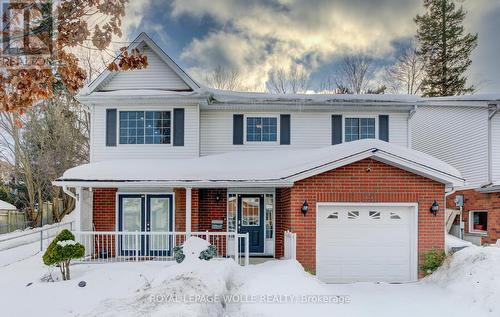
215,191,221,203
301,200,309,216
430,200,439,216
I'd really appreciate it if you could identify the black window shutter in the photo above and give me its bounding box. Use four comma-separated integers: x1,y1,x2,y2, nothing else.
173,108,185,146
233,114,244,145
331,115,342,145
280,114,291,145
379,115,389,142
106,109,117,147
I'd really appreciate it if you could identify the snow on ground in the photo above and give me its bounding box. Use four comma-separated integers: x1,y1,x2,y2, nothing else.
0,245,497,317
426,246,500,315
445,233,474,253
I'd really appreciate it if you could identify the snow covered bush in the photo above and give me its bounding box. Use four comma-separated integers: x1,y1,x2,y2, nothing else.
42,229,84,280
421,249,446,275
173,237,217,263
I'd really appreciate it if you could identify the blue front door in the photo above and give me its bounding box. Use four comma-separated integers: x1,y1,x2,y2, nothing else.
237,194,265,253
118,194,173,256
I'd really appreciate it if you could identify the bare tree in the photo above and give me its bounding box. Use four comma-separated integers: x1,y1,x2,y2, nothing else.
204,65,247,91
0,91,90,224
267,65,309,94
384,42,426,94
335,55,373,94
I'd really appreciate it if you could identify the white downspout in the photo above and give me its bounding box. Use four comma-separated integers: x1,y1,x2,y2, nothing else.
487,104,499,184
407,105,417,149
62,185,76,200
62,186,80,231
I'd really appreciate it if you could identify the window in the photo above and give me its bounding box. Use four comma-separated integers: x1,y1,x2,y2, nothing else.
345,118,375,142
347,211,360,219
227,194,237,232
246,117,277,142
265,194,274,239
119,111,171,144
242,197,260,226
327,212,339,219
470,211,487,234
369,211,381,219
390,212,401,220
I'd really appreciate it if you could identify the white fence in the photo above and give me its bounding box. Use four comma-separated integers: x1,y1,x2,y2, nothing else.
283,230,297,260
73,231,250,266
0,221,74,266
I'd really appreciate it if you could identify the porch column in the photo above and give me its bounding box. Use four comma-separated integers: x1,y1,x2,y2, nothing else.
185,187,192,235
74,186,83,231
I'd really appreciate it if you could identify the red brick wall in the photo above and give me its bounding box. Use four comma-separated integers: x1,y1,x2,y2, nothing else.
446,189,500,244
198,189,227,231
93,188,117,231
174,188,186,232
275,158,445,276
275,188,291,258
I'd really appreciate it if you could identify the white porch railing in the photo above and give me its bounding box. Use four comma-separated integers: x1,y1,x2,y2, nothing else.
283,230,297,260
72,231,250,266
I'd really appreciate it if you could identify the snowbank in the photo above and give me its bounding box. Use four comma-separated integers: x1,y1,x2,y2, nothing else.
445,234,474,253
426,246,500,315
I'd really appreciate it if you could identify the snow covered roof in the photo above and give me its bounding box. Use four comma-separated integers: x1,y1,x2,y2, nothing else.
477,182,500,193
54,140,463,188
0,200,16,210
205,88,422,105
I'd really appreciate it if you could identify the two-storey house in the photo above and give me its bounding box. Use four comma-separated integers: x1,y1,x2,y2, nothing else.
55,33,465,283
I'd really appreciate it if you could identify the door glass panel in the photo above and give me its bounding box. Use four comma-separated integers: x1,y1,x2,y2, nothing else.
149,197,169,250
122,197,141,250
265,194,273,238
228,194,237,232
242,197,260,226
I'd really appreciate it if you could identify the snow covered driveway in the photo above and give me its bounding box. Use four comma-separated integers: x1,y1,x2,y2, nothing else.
0,246,497,317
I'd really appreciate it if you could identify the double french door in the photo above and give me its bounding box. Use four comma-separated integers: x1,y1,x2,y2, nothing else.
118,194,173,256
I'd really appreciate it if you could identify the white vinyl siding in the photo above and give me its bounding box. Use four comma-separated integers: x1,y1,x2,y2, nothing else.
90,104,199,162
200,110,409,155
492,113,500,182
97,46,191,92
411,106,488,188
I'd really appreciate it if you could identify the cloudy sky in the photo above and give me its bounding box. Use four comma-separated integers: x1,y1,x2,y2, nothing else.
122,0,500,93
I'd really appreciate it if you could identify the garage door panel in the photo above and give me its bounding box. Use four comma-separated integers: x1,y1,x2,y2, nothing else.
317,204,417,283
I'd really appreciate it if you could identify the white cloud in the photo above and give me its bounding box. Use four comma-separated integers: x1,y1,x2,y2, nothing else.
172,0,422,90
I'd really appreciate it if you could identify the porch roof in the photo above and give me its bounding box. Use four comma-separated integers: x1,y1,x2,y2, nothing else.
53,140,464,188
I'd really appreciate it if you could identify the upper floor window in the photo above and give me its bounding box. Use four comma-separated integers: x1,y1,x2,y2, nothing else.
345,118,375,142
119,111,171,144
246,117,277,142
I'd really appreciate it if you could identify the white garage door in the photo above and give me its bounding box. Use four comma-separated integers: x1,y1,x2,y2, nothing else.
316,203,417,283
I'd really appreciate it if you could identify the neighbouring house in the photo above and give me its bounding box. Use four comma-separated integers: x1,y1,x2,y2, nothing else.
411,97,500,246
0,199,23,234
54,32,488,284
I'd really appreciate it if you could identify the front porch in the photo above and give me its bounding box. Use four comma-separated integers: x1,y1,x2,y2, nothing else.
71,186,282,265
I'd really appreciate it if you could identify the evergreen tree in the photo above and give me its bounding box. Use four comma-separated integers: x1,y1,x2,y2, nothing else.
415,0,478,96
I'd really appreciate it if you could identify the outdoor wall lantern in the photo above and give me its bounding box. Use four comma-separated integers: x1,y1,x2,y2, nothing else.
301,200,309,216
215,191,222,203
430,200,439,216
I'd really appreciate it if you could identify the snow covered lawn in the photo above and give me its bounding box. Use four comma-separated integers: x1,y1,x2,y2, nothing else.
0,246,498,317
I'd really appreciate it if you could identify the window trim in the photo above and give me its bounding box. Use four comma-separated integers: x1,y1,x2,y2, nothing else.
342,115,378,143
243,114,280,144
117,110,173,146
469,210,488,235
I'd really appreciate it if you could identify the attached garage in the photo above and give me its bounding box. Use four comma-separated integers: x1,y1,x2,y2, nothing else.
316,203,418,283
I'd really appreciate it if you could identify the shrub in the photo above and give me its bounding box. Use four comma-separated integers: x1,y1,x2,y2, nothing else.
173,242,217,263
421,249,446,275
43,229,85,280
